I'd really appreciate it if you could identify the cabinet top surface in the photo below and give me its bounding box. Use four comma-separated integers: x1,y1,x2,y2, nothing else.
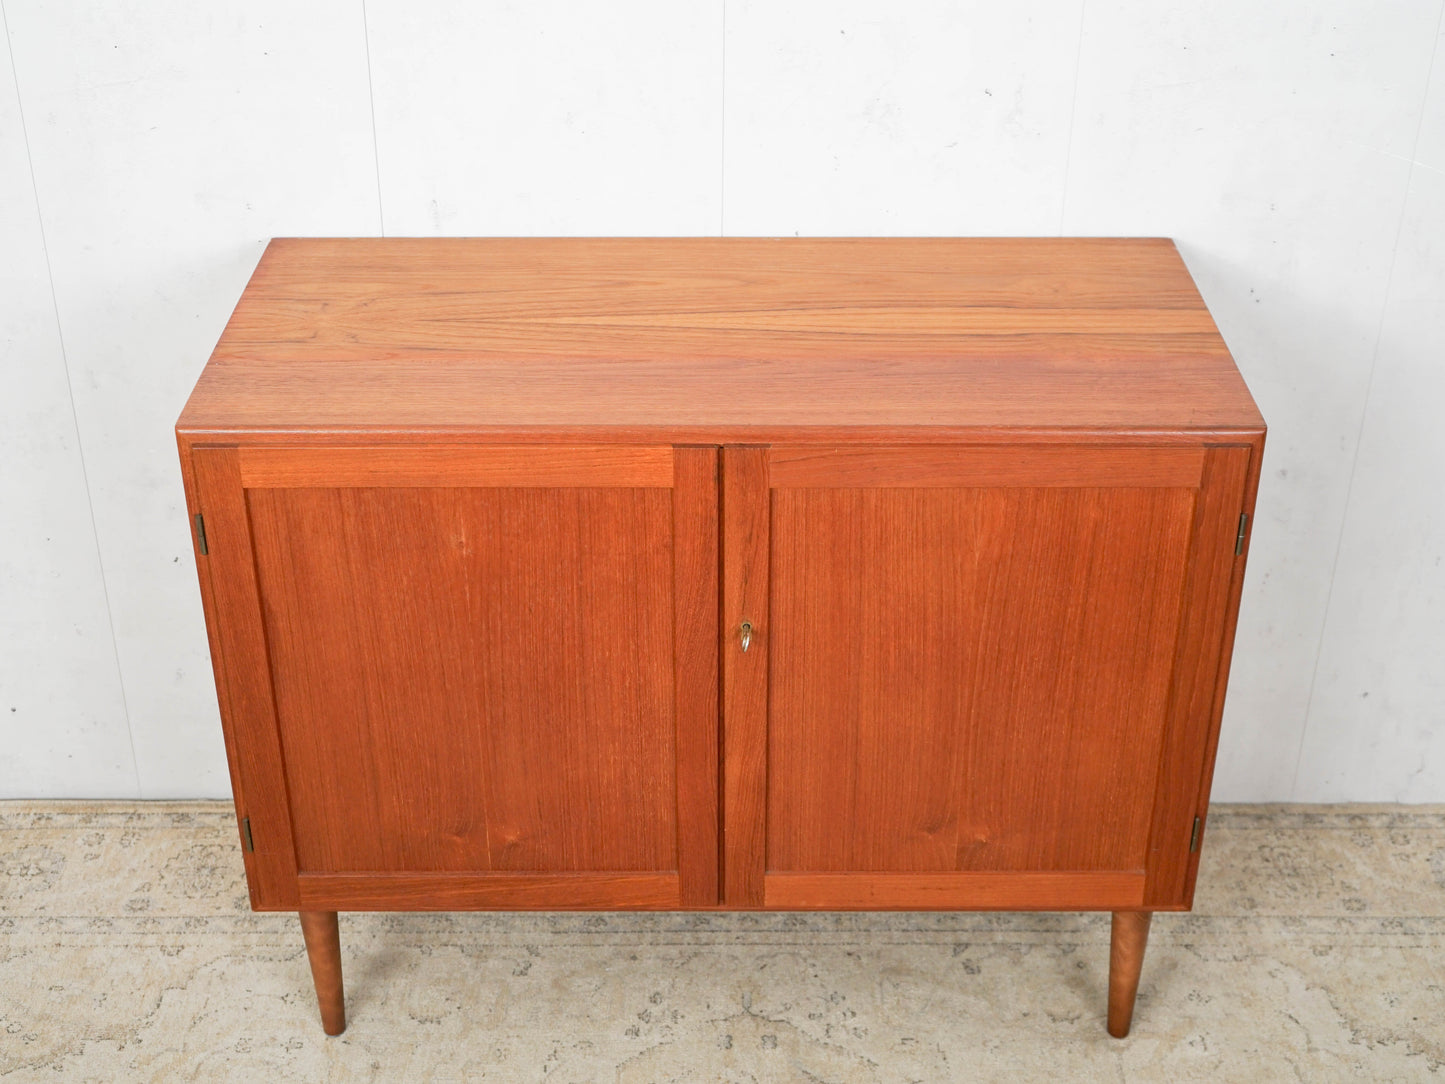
178,237,1264,440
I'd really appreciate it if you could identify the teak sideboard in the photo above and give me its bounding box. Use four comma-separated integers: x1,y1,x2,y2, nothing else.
177,238,1264,1038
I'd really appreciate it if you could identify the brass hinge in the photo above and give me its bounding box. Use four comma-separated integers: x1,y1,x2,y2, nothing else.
1189,815,1202,853
194,513,209,556
1234,512,1249,555
241,816,254,852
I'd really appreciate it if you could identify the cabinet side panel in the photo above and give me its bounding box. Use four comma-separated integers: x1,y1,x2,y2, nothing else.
1144,445,1254,906
190,447,300,908
1181,435,1264,899
673,447,720,906
177,437,254,888
247,485,678,874
721,447,769,907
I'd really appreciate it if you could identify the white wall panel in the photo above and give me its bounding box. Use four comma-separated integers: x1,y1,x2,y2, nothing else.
0,29,135,798
366,0,723,235
2,1,1443,799
1060,0,1443,800
4,1,383,796
1298,22,1445,801
722,0,1082,235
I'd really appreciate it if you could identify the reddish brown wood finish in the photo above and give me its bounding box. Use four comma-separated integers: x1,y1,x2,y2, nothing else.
191,447,299,908
672,447,721,906
192,443,719,909
1143,445,1255,906
730,442,1247,918
1180,433,1266,900
299,910,345,1035
762,460,1197,879
238,444,673,488
1107,911,1153,1038
720,446,770,908
766,444,1204,488
178,238,1265,1036
178,238,1263,441
765,872,1145,910
248,482,678,874
175,445,255,890
298,872,680,911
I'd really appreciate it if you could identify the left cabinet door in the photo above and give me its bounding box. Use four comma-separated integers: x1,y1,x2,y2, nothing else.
186,444,719,911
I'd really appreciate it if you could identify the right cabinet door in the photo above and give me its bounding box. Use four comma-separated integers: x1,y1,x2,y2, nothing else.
721,443,1253,911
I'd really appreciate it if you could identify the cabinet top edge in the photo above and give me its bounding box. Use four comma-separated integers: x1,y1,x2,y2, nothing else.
175,424,1267,448
180,237,1264,433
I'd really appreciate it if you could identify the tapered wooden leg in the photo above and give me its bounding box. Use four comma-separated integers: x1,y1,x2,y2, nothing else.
1107,910,1152,1038
299,910,346,1035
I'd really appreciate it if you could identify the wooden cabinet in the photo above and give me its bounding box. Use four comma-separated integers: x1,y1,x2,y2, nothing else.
178,238,1264,1038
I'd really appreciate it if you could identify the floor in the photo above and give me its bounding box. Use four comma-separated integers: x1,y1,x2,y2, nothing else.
0,803,1442,1082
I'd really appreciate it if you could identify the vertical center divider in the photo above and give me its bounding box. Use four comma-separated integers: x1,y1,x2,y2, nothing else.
721,446,771,907
672,446,722,906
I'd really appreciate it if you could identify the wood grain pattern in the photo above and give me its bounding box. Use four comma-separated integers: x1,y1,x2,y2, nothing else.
1180,433,1265,903
764,455,1196,877
297,872,681,910
298,911,345,1035
1107,911,1153,1038
721,447,769,907
177,238,1264,438
1143,445,1254,906
175,436,262,902
176,239,1267,1040
763,871,1145,910
238,444,673,487
190,447,300,909
179,238,1264,946
767,445,1204,488
672,448,720,906
247,483,678,874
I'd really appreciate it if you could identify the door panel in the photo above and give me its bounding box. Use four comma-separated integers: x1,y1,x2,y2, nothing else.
723,444,1251,909
768,485,1194,874
192,444,717,909
248,485,677,873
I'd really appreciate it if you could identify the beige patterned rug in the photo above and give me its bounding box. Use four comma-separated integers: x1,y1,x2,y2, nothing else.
1,803,1442,1081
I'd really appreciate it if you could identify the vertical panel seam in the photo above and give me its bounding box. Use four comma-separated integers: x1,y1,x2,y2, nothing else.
360,0,386,236
719,0,728,236
1292,1,1445,800
1056,0,1088,235
1,0,140,797
716,447,727,899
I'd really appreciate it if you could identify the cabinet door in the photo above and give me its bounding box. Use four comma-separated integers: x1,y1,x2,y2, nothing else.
721,443,1254,911
188,444,717,910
